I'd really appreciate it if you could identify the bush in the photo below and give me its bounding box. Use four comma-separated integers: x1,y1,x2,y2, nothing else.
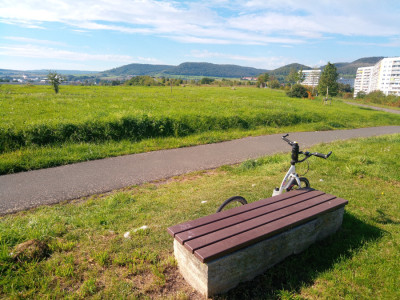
356,91,366,99
200,77,215,84
269,79,281,89
286,84,308,98
363,91,400,107
342,93,354,99
125,76,160,86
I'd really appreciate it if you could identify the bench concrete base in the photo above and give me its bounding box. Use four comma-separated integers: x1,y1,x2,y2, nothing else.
174,207,345,297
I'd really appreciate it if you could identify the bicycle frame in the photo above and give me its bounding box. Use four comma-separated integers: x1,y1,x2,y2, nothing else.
272,134,332,197
272,164,300,196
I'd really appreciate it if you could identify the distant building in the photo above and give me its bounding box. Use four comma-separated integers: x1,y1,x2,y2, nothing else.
354,57,400,97
300,70,321,87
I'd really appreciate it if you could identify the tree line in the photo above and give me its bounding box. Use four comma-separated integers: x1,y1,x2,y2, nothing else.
257,62,353,98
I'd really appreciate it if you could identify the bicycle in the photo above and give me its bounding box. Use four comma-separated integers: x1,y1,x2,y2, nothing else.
216,134,332,212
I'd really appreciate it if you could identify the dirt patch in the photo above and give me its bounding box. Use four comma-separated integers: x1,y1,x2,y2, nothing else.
150,266,204,299
11,239,50,262
152,169,225,187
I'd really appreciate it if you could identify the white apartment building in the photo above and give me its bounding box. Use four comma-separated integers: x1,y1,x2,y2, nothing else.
300,69,321,87
354,57,400,97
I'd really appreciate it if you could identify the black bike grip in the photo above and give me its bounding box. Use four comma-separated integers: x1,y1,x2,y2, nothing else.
314,151,332,159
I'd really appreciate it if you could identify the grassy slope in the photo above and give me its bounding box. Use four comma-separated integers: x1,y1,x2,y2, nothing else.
1,85,399,175
0,134,399,299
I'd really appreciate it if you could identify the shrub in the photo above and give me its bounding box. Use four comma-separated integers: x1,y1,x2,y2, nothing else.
286,84,308,98
200,77,214,84
342,93,354,99
269,79,281,89
356,91,366,99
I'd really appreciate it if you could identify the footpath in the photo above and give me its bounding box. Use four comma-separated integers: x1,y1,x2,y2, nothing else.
344,102,400,114
1,126,400,215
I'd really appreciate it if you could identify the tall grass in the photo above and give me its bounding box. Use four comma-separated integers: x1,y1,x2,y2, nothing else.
1,85,399,174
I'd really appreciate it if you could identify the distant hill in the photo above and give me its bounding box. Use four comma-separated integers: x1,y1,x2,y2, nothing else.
100,63,174,76
1,56,387,80
162,62,268,78
332,57,384,76
100,62,268,78
268,63,311,77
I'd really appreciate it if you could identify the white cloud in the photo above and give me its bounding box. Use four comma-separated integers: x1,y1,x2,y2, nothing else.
0,44,160,65
0,0,371,46
5,36,67,46
0,0,399,59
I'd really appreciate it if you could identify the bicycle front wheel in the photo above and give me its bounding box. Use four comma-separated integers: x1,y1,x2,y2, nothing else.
287,177,310,191
216,196,247,213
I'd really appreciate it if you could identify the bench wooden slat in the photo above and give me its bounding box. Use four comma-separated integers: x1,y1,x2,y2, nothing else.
175,190,327,244
184,193,338,253
167,188,314,237
194,197,348,262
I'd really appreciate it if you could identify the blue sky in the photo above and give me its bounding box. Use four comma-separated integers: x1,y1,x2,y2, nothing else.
0,0,399,71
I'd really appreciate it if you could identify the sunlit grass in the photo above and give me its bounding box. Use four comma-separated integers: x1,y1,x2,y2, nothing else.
0,134,399,298
1,85,399,174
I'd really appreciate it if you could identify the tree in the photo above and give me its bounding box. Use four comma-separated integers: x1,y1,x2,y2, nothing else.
200,77,214,84
338,83,353,93
257,73,269,88
286,68,303,88
125,75,159,86
317,62,339,97
269,79,281,89
47,71,63,94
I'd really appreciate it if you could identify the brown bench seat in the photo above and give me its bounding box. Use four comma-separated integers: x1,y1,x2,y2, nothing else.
167,188,348,297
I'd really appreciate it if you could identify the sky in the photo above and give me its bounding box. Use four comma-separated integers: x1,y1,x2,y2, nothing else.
0,0,399,71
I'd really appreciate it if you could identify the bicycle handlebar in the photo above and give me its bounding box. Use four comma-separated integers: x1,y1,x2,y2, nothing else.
282,134,332,163
312,151,332,159
304,151,332,160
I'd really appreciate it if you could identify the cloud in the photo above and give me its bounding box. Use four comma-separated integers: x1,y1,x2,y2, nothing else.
0,0,399,48
4,36,67,46
0,44,149,64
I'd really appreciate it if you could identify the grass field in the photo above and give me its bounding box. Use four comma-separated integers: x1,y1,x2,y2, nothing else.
1,134,399,299
1,85,399,175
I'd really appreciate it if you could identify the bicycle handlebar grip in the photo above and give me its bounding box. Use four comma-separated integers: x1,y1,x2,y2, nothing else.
314,151,332,159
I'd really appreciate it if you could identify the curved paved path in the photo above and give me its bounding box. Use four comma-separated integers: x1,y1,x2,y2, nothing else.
345,102,400,114
1,126,400,215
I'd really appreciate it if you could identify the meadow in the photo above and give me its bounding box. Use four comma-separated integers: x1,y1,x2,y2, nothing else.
1,134,399,299
1,84,399,175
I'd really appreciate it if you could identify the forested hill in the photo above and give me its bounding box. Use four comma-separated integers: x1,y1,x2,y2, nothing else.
100,63,174,76
331,57,384,75
162,62,268,77
0,56,380,79
268,63,311,76
99,57,385,79
100,62,268,78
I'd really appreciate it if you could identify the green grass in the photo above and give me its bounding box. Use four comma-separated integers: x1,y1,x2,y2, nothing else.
1,134,399,299
1,85,400,175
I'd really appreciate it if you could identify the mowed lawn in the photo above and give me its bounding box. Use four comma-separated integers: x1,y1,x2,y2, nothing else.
1,85,400,174
0,134,399,299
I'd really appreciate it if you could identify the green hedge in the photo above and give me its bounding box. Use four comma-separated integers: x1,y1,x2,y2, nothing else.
0,112,322,153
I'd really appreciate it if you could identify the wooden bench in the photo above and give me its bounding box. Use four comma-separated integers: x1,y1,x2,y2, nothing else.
167,188,348,297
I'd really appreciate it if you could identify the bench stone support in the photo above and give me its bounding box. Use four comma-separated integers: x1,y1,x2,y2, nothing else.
174,207,345,297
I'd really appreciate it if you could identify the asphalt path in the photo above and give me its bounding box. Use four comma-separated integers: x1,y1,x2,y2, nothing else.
345,102,400,114
1,126,400,215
